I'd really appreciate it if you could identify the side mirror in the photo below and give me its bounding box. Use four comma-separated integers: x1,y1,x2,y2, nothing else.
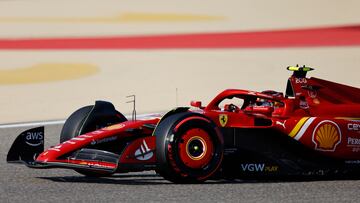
190,101,202,108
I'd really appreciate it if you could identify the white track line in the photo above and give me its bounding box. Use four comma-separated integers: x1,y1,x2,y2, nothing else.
0,113,164,129
0,120,65,129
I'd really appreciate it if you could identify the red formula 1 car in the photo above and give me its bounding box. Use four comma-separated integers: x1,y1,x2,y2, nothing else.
7,66,360,183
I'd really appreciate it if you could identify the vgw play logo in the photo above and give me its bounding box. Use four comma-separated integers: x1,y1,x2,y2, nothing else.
240,163,279,172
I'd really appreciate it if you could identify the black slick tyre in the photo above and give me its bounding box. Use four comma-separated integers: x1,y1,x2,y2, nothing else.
60,103,126,177
155,112,224,183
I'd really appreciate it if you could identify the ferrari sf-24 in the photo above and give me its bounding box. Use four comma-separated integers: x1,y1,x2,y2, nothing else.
7,66,360,183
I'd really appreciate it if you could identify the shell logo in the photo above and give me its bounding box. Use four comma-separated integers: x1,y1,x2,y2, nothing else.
312,120,341,151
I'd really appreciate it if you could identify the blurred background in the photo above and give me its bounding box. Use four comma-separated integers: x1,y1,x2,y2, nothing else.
0,0,359,123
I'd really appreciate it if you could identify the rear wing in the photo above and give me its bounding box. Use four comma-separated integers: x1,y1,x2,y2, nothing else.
285,65,314,98
285,65,360,104
287,65,314,78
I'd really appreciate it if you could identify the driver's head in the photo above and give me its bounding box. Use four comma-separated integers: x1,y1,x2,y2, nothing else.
256,98,272,107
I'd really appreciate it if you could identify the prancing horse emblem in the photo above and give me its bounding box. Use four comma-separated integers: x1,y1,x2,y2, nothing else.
219,114,228,127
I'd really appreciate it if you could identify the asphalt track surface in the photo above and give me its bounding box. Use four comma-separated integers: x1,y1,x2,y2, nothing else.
1,124,360,202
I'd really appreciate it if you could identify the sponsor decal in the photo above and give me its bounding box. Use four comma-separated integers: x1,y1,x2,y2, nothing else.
313,98,320,105
240,163,279,172
295,78,307,84
345,160,360,164
76,161,114,169
79,135,93,138
347,137,360,146
348,123,360,132
299,100,309,109
276,120,286,129
352,148,360,152
347,136,360,152
89,130,104,135
86,162,114,169
308,89,317,98
312,120,341,151
134,140,153,161
48,145,61,151
219,114,228,127
91,136,117,145
25,131,43,147
71,137,85,141
104,123,125,131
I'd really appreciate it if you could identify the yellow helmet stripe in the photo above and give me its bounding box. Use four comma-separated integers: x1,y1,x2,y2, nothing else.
287,66,314,72
287,66,300,71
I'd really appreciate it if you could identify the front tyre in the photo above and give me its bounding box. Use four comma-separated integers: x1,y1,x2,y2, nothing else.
60,106,93,143
155,112,224,183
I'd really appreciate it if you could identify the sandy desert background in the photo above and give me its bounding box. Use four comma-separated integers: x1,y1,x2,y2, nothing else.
0,0,359,123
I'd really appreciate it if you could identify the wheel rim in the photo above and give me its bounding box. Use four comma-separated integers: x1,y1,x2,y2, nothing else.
186,137,206,160
178,128,214,169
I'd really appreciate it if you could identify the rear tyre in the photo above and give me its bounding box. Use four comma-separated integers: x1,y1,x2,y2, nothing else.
60,103,126,177
155,112,223,183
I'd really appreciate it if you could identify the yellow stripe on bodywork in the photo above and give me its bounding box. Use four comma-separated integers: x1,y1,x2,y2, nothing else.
289,117,310,138
335,117,360,120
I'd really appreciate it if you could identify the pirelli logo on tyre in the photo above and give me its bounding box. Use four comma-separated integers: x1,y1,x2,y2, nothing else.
312,120,341,152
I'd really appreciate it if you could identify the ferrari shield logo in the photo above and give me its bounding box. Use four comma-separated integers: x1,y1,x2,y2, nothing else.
219,114,228,127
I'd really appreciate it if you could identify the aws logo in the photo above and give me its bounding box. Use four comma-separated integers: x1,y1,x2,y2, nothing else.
25,131,44,147
312,120,341,151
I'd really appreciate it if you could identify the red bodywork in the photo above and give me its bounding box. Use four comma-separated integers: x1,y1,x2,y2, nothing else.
36,120,159,172
34,70,360,174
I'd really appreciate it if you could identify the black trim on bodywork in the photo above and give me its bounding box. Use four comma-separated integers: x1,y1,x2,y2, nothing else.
79,100,127,134
116,163,157,173
70,148,120,164
154,107,189,129
286,79,295,97
219,127,351,178
7,127,44,165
